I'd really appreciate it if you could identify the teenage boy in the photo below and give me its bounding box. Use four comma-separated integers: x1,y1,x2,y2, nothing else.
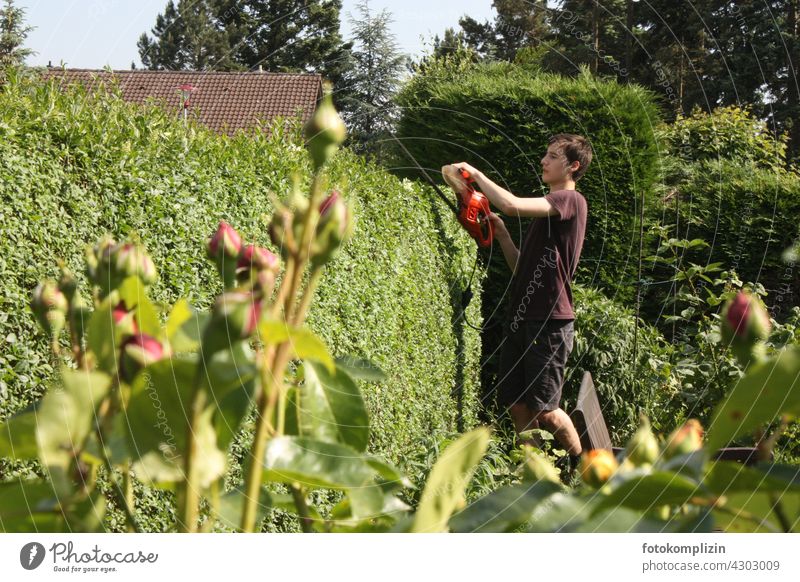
451,133,592,470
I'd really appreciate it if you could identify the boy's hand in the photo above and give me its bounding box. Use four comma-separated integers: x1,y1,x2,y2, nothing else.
453,162,481,179
488,212,509,240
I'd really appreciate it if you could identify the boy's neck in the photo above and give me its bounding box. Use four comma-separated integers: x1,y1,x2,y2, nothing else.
548,179,576,193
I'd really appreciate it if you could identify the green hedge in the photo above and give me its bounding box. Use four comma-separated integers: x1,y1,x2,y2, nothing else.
644,159,800,322
0,69,482,476
647,107,800,323
393,59,662,402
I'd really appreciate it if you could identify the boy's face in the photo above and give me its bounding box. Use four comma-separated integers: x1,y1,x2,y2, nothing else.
540,143,578,185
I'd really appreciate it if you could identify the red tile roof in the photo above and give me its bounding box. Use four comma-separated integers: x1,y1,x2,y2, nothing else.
42,68,323,135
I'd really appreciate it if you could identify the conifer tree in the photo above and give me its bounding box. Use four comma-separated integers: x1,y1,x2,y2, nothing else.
339,0,407,155
0,0,34,69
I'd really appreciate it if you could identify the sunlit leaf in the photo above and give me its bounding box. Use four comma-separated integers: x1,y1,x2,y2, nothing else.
449,481,562,532
258,320,334,372
298,361,369,452
411,427,490,532
707,346,800,451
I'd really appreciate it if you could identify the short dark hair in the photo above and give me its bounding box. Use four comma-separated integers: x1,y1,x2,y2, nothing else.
548,133,593,181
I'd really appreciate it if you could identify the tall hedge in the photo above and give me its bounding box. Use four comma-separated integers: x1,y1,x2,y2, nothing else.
646,159,800,322
647,106,800,323
0,69,483,473
394,59,662,403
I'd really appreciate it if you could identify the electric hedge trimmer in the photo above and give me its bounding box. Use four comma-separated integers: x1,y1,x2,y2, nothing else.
390,135,494,248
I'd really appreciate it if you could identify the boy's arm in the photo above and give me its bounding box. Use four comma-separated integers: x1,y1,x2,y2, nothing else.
454,163,559,218
489,214,520,274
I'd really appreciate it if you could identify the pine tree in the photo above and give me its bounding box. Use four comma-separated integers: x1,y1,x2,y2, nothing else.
230,1,353,86
140,0,354,95
138,0,240,70
458,0,550,61
0,0,34,69
339,0,407,156
545,0,628,78
431,27,469,60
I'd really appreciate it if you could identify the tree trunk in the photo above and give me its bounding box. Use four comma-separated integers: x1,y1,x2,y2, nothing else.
788,0,800,162
592,1,600,73
626,0,634,75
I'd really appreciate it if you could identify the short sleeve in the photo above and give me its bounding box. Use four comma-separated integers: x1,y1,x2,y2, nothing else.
545,190,577,221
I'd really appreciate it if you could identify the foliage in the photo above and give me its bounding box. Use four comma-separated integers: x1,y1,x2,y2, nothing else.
139,0,354,98
457,0,549,62
338,0,407,158
137,0,239,71
657,105,790,172
0,89,466,533
0,70,484,531
567,285,678,442
449,326,800,533
645,157,800,322
0,0,33,70
634,231,800,462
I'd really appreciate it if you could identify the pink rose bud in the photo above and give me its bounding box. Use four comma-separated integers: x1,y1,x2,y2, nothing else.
113,243,157,286
86,236,117,292
319,190,340,217
207,221,243,261
663,419,704,460
253,269,276,297
304,82,346,171
119,333,165,382
202,291,262,355
721,290,771,366
268,206,297,260
208,221,243,289
112,301,138,336
311,191,353,268
236,245,279,274
31,281,69,337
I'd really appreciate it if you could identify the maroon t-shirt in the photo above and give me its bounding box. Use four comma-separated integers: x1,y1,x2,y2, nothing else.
506,189,587,325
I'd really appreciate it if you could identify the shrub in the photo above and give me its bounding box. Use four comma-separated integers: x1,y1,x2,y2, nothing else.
658,105,790,171
567,284,678,442
644,106,799,323
643,159,800,322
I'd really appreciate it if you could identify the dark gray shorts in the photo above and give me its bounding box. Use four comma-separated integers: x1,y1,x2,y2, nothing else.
494,319,575,411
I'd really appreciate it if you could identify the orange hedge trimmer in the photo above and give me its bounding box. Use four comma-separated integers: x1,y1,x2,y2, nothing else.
391,135,493,248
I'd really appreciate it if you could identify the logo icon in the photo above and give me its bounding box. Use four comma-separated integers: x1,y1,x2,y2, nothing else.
20,542,46,570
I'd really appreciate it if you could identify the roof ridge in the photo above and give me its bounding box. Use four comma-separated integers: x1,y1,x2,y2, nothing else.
43,67,322,79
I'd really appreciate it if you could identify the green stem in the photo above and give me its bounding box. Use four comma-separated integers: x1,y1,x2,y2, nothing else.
179,363,207,533
203,480,222,533
769,493,793,532
290,483,314,533
292,267,324,327
123,462,135,533
240,171,326,532
271,256,296,320
94,427,142,533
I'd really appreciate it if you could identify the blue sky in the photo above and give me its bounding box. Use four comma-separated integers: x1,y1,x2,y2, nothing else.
18,0,496,70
